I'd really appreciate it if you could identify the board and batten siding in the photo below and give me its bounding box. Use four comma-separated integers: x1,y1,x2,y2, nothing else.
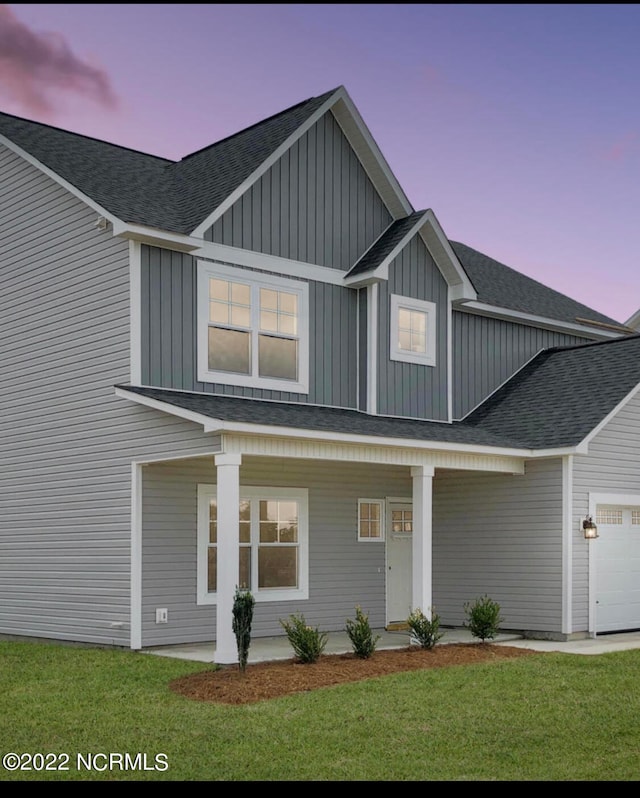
433,459,564,633
204,112,392,270
140,245,359,407
141,456,412,646
453,312,590,419
572,389,640,633
0,143,225,646
377,236,449,420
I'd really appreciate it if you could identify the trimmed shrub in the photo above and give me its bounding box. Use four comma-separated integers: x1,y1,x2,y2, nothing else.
232,588,255,672
464,594,503,642
407,608,443,650
280,613,328,663
345,605,381,659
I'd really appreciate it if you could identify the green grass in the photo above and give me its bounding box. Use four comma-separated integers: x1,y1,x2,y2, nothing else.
1,639,639,780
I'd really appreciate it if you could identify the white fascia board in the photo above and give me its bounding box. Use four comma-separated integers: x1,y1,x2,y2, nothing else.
114,386,219,428
577,381,640,452
330,89,412,219
624,308,640,330
0,132,121,225
111,221,201,253
456,301,621,340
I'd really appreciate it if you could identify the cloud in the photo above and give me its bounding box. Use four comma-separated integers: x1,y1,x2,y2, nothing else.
0,4,118,117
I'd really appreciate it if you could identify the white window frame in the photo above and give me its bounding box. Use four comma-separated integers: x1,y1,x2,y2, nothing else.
197,484,309,604
389,293,437,367
197,260,310,392
357,498,385,542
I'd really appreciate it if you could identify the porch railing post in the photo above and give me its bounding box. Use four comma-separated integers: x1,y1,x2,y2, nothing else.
411,465,434,619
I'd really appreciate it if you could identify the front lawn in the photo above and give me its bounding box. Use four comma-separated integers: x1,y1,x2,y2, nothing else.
0,639,638,781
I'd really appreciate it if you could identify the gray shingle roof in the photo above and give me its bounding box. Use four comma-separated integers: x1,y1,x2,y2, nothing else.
0,88,338,234
451,240,623,327
464,333,640,447
346,211,426,277
116,336,640,451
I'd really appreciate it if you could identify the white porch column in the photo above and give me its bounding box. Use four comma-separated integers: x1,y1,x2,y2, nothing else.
411,465,434,618
214,453,242,664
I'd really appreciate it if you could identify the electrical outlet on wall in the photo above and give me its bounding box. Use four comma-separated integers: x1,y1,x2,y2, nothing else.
155,608,168,624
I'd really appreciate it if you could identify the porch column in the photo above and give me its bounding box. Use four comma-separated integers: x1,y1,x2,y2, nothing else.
411,465,434,618
214,453,242,664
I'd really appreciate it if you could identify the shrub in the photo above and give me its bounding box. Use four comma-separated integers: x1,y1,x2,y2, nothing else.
407,607,443,649
280,613,328,663
345,605,381,659
232,588,255,673
464,594,504,642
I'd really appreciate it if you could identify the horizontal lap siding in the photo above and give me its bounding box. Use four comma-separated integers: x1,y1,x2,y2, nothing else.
141,457,412,646
205,113,392,270
141,246,359,406
453,313,589,419
0,145,221,646
572,390,640,632
433,459,564,633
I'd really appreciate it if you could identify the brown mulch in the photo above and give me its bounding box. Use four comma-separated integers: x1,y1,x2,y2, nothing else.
169,643,541,705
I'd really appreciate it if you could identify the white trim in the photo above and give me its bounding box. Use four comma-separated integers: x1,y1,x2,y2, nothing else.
129,241,142,384
197,484,309,605
389,294,437,367
624,308,640,330
196,260,310,393
367,283,379,414
446,287,453,422
357,498,385,542
562,455,573,635
130,462,143,650
456,301,621,340
194,240,346,285
578,382,640,451
0,132,121,225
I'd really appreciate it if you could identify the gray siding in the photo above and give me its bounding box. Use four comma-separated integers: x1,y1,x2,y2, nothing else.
141,456,412,646
140,245,359,407
453,312,590,419
205,112,392,270
0,144,223,646
572,390,640,632
377,236,449,420
433,459,564,634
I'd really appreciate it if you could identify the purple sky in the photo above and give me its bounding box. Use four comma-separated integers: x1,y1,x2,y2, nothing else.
1,4,639,323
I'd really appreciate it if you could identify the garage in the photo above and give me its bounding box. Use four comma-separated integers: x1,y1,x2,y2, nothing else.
595,505,640,633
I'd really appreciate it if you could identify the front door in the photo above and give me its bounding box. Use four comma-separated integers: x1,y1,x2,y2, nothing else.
386,501,413,624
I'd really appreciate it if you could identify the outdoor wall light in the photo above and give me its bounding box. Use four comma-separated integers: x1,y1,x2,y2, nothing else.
582,516,599,539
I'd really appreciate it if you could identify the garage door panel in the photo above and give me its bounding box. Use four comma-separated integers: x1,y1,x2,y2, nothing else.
596,506,640,633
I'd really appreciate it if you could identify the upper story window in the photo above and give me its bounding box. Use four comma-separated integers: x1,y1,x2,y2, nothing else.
389,294,436,367
197,261,309,392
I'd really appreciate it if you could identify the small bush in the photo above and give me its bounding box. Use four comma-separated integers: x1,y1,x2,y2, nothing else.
345,605,381,659
232,587,255,673
280,613,328,663
407,607,443,649
464,594,504,642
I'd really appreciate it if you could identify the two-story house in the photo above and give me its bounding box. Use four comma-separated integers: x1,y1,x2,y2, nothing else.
2,86,640,664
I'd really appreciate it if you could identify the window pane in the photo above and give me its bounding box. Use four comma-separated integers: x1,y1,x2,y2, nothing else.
398,330,411,351
370,520,380,538
260,310,279,332
239,499,251,543
258,335,297,380
231,305,251,327
239,547,251,589
231,282,250,305
398,308,412,329
369,503,380,520
360,520,370,538
258,546,297,588
411,331,426,353
209,327,250,373
207,547,217,592
411,310,426,333
209,500,217,543
279,314,297,335
260,288,279,311
209,278,229,301
279,292,298,315
209,301,229,324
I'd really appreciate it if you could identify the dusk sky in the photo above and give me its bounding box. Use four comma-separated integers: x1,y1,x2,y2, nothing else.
1,4,638,323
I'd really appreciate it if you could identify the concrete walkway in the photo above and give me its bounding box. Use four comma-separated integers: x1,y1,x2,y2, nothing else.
142,627,640,664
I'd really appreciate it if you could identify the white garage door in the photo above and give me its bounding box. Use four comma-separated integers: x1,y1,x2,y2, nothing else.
596,505,640,633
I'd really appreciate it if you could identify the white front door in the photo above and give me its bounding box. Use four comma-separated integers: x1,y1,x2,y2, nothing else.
386,501,413,624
